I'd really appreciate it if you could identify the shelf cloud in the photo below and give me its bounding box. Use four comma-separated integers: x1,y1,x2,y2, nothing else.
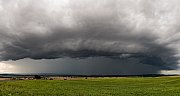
0,0,180,73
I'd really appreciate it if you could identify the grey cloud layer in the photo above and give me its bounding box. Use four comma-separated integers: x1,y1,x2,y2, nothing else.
0,0,180,70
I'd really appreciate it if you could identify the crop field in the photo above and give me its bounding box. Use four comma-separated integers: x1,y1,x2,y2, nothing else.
0,77,180,96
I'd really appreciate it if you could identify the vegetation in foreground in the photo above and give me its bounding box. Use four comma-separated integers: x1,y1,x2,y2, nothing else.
0,77,180,96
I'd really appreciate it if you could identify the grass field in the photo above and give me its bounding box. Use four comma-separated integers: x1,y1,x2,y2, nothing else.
0,77,180,96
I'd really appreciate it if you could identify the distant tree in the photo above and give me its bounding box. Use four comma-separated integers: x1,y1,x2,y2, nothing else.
34,75,41,79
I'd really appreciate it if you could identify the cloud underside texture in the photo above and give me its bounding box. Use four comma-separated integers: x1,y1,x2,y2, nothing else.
0,0,180,71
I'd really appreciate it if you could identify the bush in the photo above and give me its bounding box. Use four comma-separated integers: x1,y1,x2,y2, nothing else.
34,75,41,79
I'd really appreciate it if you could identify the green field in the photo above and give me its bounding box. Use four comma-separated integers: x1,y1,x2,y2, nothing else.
0,77,180,96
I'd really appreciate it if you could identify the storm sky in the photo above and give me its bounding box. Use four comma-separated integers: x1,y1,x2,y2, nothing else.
0,0,180,75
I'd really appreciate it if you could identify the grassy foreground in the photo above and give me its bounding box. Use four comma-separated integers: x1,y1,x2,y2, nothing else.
0,77,180,96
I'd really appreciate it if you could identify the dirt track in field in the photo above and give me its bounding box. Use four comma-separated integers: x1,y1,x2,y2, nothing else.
0,78,11,81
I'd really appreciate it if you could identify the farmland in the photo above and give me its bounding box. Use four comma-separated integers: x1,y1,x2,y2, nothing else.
0,77,180,96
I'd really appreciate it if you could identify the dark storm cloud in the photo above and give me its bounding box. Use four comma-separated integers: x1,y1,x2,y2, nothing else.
0,0,180,71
